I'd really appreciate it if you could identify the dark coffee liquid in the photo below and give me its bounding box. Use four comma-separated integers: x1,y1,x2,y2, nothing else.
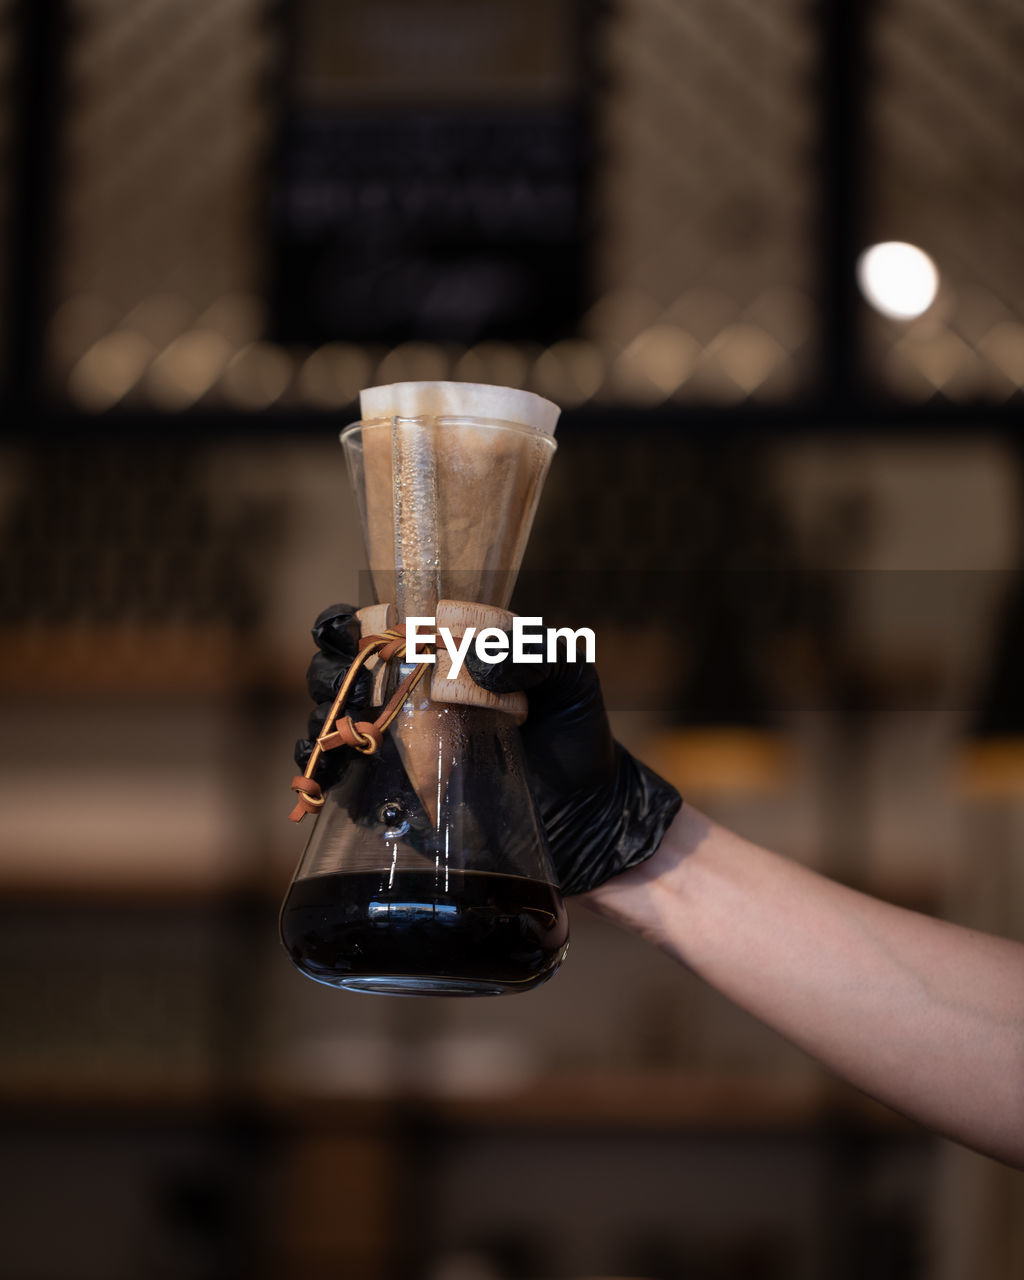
280,869,569,996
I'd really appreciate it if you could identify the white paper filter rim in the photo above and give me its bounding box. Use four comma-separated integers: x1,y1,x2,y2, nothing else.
359,381,560,437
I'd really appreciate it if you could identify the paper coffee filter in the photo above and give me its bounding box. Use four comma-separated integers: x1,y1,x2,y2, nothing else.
360,381,560,436
355,381,560,615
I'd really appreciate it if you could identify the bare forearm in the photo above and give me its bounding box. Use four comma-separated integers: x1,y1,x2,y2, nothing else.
585,804,1024,1168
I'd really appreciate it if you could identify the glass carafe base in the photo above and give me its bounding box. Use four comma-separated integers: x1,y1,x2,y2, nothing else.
279,867,569,997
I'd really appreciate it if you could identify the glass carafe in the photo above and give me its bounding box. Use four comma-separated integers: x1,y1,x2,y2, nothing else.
280,406,568,996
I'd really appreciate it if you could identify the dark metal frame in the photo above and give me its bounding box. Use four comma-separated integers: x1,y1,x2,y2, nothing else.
2,0,1021,433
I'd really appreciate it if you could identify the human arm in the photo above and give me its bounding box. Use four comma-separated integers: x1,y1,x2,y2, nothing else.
585,803,1024,1169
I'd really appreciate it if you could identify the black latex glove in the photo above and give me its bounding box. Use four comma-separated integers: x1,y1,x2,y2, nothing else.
463,633,682,894
294,603,373,788
296,605,682,895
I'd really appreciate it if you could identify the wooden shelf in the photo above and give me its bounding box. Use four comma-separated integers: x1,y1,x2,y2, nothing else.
0,622,296,697
0,1069,921,1137
0,873,290,907
638,728,795,795
956,740,1024,798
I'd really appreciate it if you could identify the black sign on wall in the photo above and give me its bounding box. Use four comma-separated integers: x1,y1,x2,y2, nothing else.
271,0,593,347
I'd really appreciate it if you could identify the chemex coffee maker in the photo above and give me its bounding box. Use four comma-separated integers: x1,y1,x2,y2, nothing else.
281,381,569,996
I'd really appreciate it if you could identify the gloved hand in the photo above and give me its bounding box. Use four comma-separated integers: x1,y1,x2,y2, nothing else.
296,604,682,895
295,603,373,785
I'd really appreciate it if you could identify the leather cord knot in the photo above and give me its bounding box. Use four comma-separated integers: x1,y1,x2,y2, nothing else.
320,716,384,754
289,775,325,822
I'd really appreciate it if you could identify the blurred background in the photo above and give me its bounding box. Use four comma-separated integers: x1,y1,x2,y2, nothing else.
1,0,1023,1277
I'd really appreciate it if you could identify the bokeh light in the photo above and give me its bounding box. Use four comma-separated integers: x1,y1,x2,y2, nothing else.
856,241,940,320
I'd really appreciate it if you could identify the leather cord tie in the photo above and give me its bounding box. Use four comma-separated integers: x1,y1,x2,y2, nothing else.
289,627,433,822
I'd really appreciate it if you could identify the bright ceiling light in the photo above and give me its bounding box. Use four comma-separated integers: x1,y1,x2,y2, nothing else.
856,241,939,320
